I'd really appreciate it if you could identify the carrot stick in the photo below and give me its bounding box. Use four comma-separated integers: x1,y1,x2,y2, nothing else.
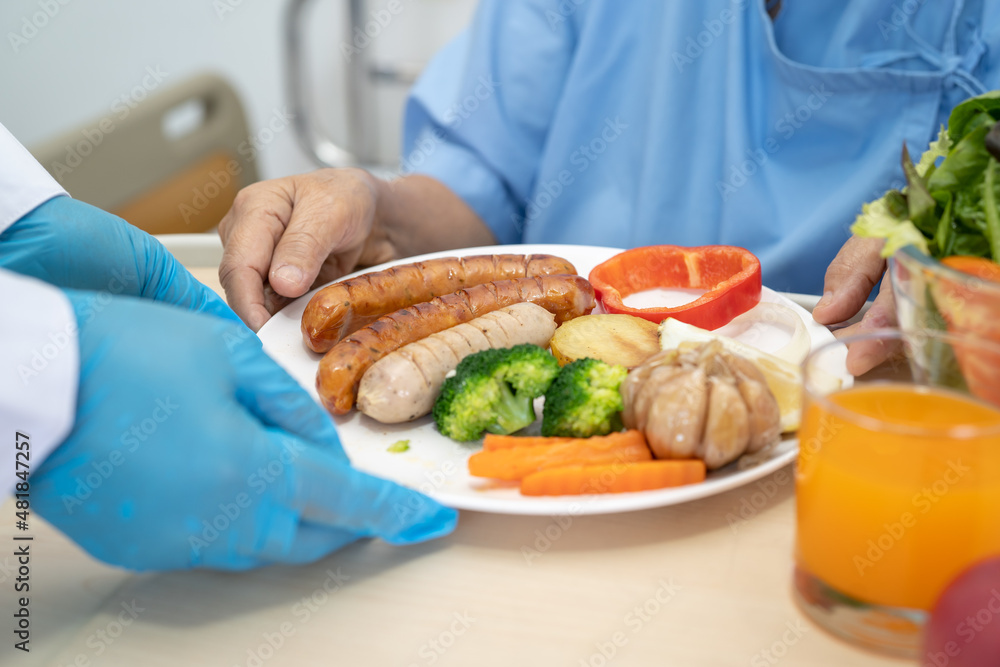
468,430,651,481
481,431,644,451
520,460,707,496
482,433,579,451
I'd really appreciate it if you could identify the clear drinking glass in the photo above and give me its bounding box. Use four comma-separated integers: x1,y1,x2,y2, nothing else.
793,329,1000,658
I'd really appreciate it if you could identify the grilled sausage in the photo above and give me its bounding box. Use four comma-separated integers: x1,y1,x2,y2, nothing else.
357,303,557,423
301,254,577,352
317,275,595,414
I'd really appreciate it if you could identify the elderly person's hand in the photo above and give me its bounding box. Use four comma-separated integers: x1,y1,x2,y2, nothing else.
217,170,493,331
812,236,898,375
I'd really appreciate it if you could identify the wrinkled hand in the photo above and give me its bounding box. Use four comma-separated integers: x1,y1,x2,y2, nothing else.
0,195,235,322
33,292,457,571
812,236,898,375
218,168,395,331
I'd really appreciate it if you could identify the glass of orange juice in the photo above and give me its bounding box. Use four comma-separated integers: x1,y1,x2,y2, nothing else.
794,328,1000,658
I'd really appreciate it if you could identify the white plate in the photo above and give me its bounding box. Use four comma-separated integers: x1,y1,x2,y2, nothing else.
258,244,848,515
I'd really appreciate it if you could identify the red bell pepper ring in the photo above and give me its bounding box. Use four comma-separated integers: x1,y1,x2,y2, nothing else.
588,245,762,330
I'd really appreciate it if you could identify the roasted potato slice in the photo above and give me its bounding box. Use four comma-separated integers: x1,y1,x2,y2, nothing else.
550,314,659,368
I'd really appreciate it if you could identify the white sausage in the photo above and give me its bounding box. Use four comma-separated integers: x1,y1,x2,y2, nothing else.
356,302,557,423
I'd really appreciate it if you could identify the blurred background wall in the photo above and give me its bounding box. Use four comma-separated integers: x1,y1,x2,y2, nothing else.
0,0,475,187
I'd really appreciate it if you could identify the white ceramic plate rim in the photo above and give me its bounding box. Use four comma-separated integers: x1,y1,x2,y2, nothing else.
258,244,849,516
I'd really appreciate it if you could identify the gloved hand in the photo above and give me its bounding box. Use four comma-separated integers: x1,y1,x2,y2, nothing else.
0,195,235,321
32,290,457,570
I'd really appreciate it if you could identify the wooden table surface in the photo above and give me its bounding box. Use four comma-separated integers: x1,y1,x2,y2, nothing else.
0,263,906,666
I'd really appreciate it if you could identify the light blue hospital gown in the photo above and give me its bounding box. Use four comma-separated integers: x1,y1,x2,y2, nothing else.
402,0,1000,294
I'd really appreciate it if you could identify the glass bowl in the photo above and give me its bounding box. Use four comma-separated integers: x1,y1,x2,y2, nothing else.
891,245,1000,336
890,245,1000,405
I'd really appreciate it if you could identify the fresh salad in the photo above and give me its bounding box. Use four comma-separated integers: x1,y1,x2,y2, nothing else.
853,90,1000,272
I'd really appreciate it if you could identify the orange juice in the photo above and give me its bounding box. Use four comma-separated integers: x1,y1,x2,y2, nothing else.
796,383,1000,611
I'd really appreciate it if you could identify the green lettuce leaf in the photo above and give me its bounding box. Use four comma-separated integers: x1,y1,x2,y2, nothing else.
851,193,930,258
856,91,1000,262
915,125,951,178
902,145,938,235
927,123,992,193
984,158,1000,261
946,90,1000,143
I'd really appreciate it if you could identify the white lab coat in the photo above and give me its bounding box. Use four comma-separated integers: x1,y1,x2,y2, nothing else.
1,123,77,489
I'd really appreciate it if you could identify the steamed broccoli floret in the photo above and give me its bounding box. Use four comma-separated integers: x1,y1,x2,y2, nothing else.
433,344,560,441
493,344,562,396
541,358,628,438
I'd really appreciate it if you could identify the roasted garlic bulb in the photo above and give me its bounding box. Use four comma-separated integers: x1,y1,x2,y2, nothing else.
620,341,781,470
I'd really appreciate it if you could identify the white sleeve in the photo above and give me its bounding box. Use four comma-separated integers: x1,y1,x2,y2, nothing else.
1,122,76,492
0,270,79,493
0,122,67,233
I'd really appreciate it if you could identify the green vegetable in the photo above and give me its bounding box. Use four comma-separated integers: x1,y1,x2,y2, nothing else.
944,90,1000,144
541,358,628,438
853,91,1000,263
927,123,992,193
387,440,410,453
852,193,929,257
915,126,951,178
985,159,1000,261
901,145,938,235
432,344,560,442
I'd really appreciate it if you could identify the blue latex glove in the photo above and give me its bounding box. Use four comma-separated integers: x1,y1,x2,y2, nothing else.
32,290,457,570
0,195,234,321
